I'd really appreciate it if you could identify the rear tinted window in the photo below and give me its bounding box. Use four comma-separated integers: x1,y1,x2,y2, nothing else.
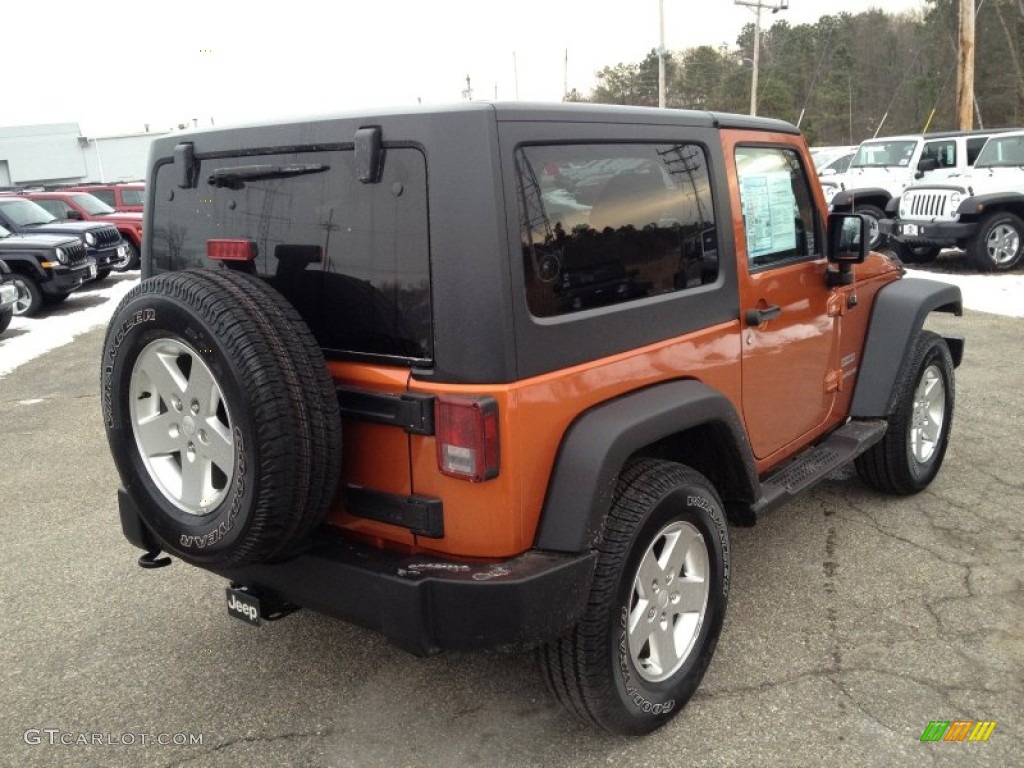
516,143,718,318
151,147,431,362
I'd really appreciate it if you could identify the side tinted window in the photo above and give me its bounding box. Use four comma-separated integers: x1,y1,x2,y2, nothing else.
516,143,718,318
120,189,145,206
151,147,432,361
923,140,956,167
966,137,988,165
735,145,818,269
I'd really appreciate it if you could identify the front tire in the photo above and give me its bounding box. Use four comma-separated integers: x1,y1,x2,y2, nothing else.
540,459,730,735
855,331,955,494
967,212,1023,271
891,241,940,264
0,307,11,335
117,242,140,271
854,204,887,250
10,274,43,316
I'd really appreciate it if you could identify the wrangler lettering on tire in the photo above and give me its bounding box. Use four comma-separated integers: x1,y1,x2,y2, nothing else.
102,268,341,566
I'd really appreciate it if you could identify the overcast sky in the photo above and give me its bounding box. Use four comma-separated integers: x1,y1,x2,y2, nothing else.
4,0,927,136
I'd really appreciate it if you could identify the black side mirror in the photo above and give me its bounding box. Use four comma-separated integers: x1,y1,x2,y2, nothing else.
64,209,83,220
826,212,868,286
916,156,939,178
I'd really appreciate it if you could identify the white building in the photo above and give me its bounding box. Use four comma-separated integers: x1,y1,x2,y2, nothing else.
0,123,170,188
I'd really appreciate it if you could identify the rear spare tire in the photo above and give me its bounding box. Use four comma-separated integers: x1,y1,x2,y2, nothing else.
101,268,341,566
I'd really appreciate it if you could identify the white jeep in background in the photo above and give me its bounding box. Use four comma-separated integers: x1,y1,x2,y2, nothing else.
823,130,1007,248
879,130,1024,271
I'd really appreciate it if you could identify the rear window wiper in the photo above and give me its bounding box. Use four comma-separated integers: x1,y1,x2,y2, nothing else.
207,163,329,189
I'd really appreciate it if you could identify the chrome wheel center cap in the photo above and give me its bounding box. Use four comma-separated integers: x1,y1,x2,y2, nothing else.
182,415,197,436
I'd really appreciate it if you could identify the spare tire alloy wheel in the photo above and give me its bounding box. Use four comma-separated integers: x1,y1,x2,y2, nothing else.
855,331,955,495
102,268,341,566
130,338,235,514
540,459,729,735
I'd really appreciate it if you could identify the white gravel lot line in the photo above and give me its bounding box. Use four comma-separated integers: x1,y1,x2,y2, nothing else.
0,277,138,378
905,269,1024,318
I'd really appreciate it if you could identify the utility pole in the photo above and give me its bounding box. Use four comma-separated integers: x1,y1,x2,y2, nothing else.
956,0,976,129
735,0,788,116
658,0,667,108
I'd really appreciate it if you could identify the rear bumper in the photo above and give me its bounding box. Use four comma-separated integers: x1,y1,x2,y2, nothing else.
879,218,977,246
118,488,596,656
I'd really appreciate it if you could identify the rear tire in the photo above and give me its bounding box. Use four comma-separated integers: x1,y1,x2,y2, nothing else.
0,307,11,335
101,268,342,566
539,459,730,735
855,331,954,494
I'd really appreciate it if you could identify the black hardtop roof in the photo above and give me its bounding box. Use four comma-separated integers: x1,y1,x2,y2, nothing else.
149,101,801,156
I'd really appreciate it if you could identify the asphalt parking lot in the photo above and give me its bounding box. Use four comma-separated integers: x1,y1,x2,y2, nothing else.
0,268,1020,767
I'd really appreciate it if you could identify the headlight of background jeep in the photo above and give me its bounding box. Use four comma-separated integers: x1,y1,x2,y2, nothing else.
53,247,67,265
899,193,913,219
84,232,96,246
950,191,962,210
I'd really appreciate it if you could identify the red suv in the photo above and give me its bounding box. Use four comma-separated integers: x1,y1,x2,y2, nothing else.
66,182,145,213
20,191,142,269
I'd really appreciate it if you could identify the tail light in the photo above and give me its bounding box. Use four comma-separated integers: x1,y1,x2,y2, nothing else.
435,395,499,482
206,239,256,261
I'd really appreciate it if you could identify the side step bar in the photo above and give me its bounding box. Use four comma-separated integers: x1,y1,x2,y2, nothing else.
755,419,888,517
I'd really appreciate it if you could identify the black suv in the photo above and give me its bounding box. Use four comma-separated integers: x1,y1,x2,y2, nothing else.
0,223,92,316
0,196,127,280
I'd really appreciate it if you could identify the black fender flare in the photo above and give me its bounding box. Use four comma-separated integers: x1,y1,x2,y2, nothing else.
0,253,48,281
850,278,963,419
832,188,893,212
533,380,759,553
956,191,1024,218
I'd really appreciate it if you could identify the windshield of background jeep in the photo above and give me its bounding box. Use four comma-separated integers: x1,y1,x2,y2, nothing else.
0,198,58,227
69,194,116,216
974,134,1024,167
850,140,917,168
150,147,432,362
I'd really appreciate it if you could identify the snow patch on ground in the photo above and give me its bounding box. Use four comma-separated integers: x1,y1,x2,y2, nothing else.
0,275,138,378
904,269,1024,318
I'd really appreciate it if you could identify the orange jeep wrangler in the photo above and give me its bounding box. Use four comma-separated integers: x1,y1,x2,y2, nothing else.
102,103,963,735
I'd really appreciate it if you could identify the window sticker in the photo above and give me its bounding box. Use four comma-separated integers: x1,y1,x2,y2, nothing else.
740,171,797,258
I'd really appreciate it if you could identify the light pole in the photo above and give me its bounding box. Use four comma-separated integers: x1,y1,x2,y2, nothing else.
735,0,788,116
658,0,666,108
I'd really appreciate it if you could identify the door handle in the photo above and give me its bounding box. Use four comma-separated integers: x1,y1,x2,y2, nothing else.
745,305,782,326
